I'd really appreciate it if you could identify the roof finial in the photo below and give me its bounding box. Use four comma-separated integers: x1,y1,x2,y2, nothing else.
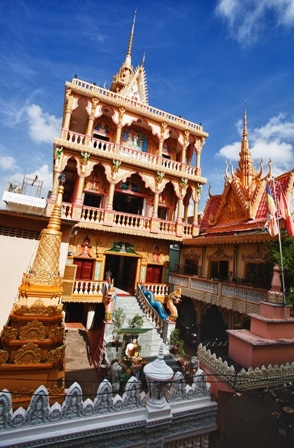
141,52,145,67
125,10,137,67
242,101,248,141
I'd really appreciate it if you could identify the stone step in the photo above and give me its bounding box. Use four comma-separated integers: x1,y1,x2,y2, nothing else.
112,293,168,359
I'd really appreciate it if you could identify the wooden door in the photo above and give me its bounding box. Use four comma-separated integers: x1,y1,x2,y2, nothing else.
146,265,162,283
74,259,94,280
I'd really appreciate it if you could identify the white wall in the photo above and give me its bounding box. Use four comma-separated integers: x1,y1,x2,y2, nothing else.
0,236,69,331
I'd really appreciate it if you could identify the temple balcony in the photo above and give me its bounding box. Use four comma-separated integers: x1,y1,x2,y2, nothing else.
62,279,104,304
68,78,206,136
169,273,267,315
54,132,204,181
58,203,197,241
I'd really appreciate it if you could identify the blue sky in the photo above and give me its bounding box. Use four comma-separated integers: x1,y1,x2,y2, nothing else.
0,0,294,211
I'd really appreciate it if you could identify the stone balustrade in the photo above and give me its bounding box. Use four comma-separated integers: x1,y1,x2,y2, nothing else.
197,343,294,392
62,131,201,179
71,78,205,134
169,273,267,314
73,280,104,297
0,353,217,448
60,204,193,240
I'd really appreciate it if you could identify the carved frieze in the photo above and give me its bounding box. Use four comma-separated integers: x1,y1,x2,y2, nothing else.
207,247,232,260
13,299,63,316
48,327,65,343
1,326,18,342
242,245,268,261
19,320,46,340
184,249,201,260
47,346,65,362
0,350,9,364
14,343,42,364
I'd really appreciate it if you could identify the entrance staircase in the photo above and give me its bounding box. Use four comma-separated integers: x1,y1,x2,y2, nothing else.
106,291,170,361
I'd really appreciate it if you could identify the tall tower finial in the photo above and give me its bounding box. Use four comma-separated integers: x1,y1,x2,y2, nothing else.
125,10,137,67
18,174,66,303
235,104,256,188
243,102,248,141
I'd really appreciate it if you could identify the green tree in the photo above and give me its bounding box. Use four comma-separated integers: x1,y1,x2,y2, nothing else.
267,234,294,310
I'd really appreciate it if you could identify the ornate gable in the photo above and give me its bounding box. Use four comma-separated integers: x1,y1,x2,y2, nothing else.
216,187,246,225
119,63,148,104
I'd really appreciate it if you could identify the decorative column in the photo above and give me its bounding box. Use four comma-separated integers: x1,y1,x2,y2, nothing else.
86,304,96,330
151,191,159,218
61,88,74,140
85,98,99,146
158,122,167,157
115,107,125,145
202,433,210,448
181,130,189,170
177,193,184,222
72,153,90,219
192,185,201,237
143,344,173,420
183,193,190,222
74,175,86,206
195,138,205,176
106,181,115,210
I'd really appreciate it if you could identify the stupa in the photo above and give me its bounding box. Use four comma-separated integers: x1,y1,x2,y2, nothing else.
0,175,67,407
228,265,294,368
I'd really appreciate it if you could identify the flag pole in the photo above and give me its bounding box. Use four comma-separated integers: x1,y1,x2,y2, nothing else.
272,178,286,306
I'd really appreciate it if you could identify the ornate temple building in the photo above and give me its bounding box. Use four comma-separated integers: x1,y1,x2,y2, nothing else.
1,11,294,446
45,13,208,329
0,15,219,447
171,108,294,340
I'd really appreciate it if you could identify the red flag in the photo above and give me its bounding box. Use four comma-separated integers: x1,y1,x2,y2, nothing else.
278,190,294,237
266,184,278,236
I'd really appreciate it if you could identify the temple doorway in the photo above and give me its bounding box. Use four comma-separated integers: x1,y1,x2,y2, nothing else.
104,254,139,294
65,303,86,326
200,305,228,343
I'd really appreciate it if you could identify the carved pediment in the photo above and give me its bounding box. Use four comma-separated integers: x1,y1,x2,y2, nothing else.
19,320,46,340
213,186,247,225
208,247,232,260
14,343,42,364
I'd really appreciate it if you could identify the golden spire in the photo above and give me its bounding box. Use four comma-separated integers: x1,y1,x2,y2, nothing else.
235,104,256,188
110,11,137,93
18,174,66,301
125,10,137,67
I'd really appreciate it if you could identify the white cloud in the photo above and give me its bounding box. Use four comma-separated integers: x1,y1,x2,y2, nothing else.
0,155,18,170
0,101,61,145
216,113,294,175
26,104,61,143
215,0,294,44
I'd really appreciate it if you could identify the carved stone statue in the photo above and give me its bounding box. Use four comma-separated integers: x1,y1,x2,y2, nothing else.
166,285,182,322
125,339,142,361
103,281,117,322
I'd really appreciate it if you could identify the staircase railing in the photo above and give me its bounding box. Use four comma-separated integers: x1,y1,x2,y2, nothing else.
136,284,168,335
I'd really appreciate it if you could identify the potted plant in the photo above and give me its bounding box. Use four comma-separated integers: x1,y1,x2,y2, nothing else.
112,307,126,345
169,328,185,357
128,314,144,329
